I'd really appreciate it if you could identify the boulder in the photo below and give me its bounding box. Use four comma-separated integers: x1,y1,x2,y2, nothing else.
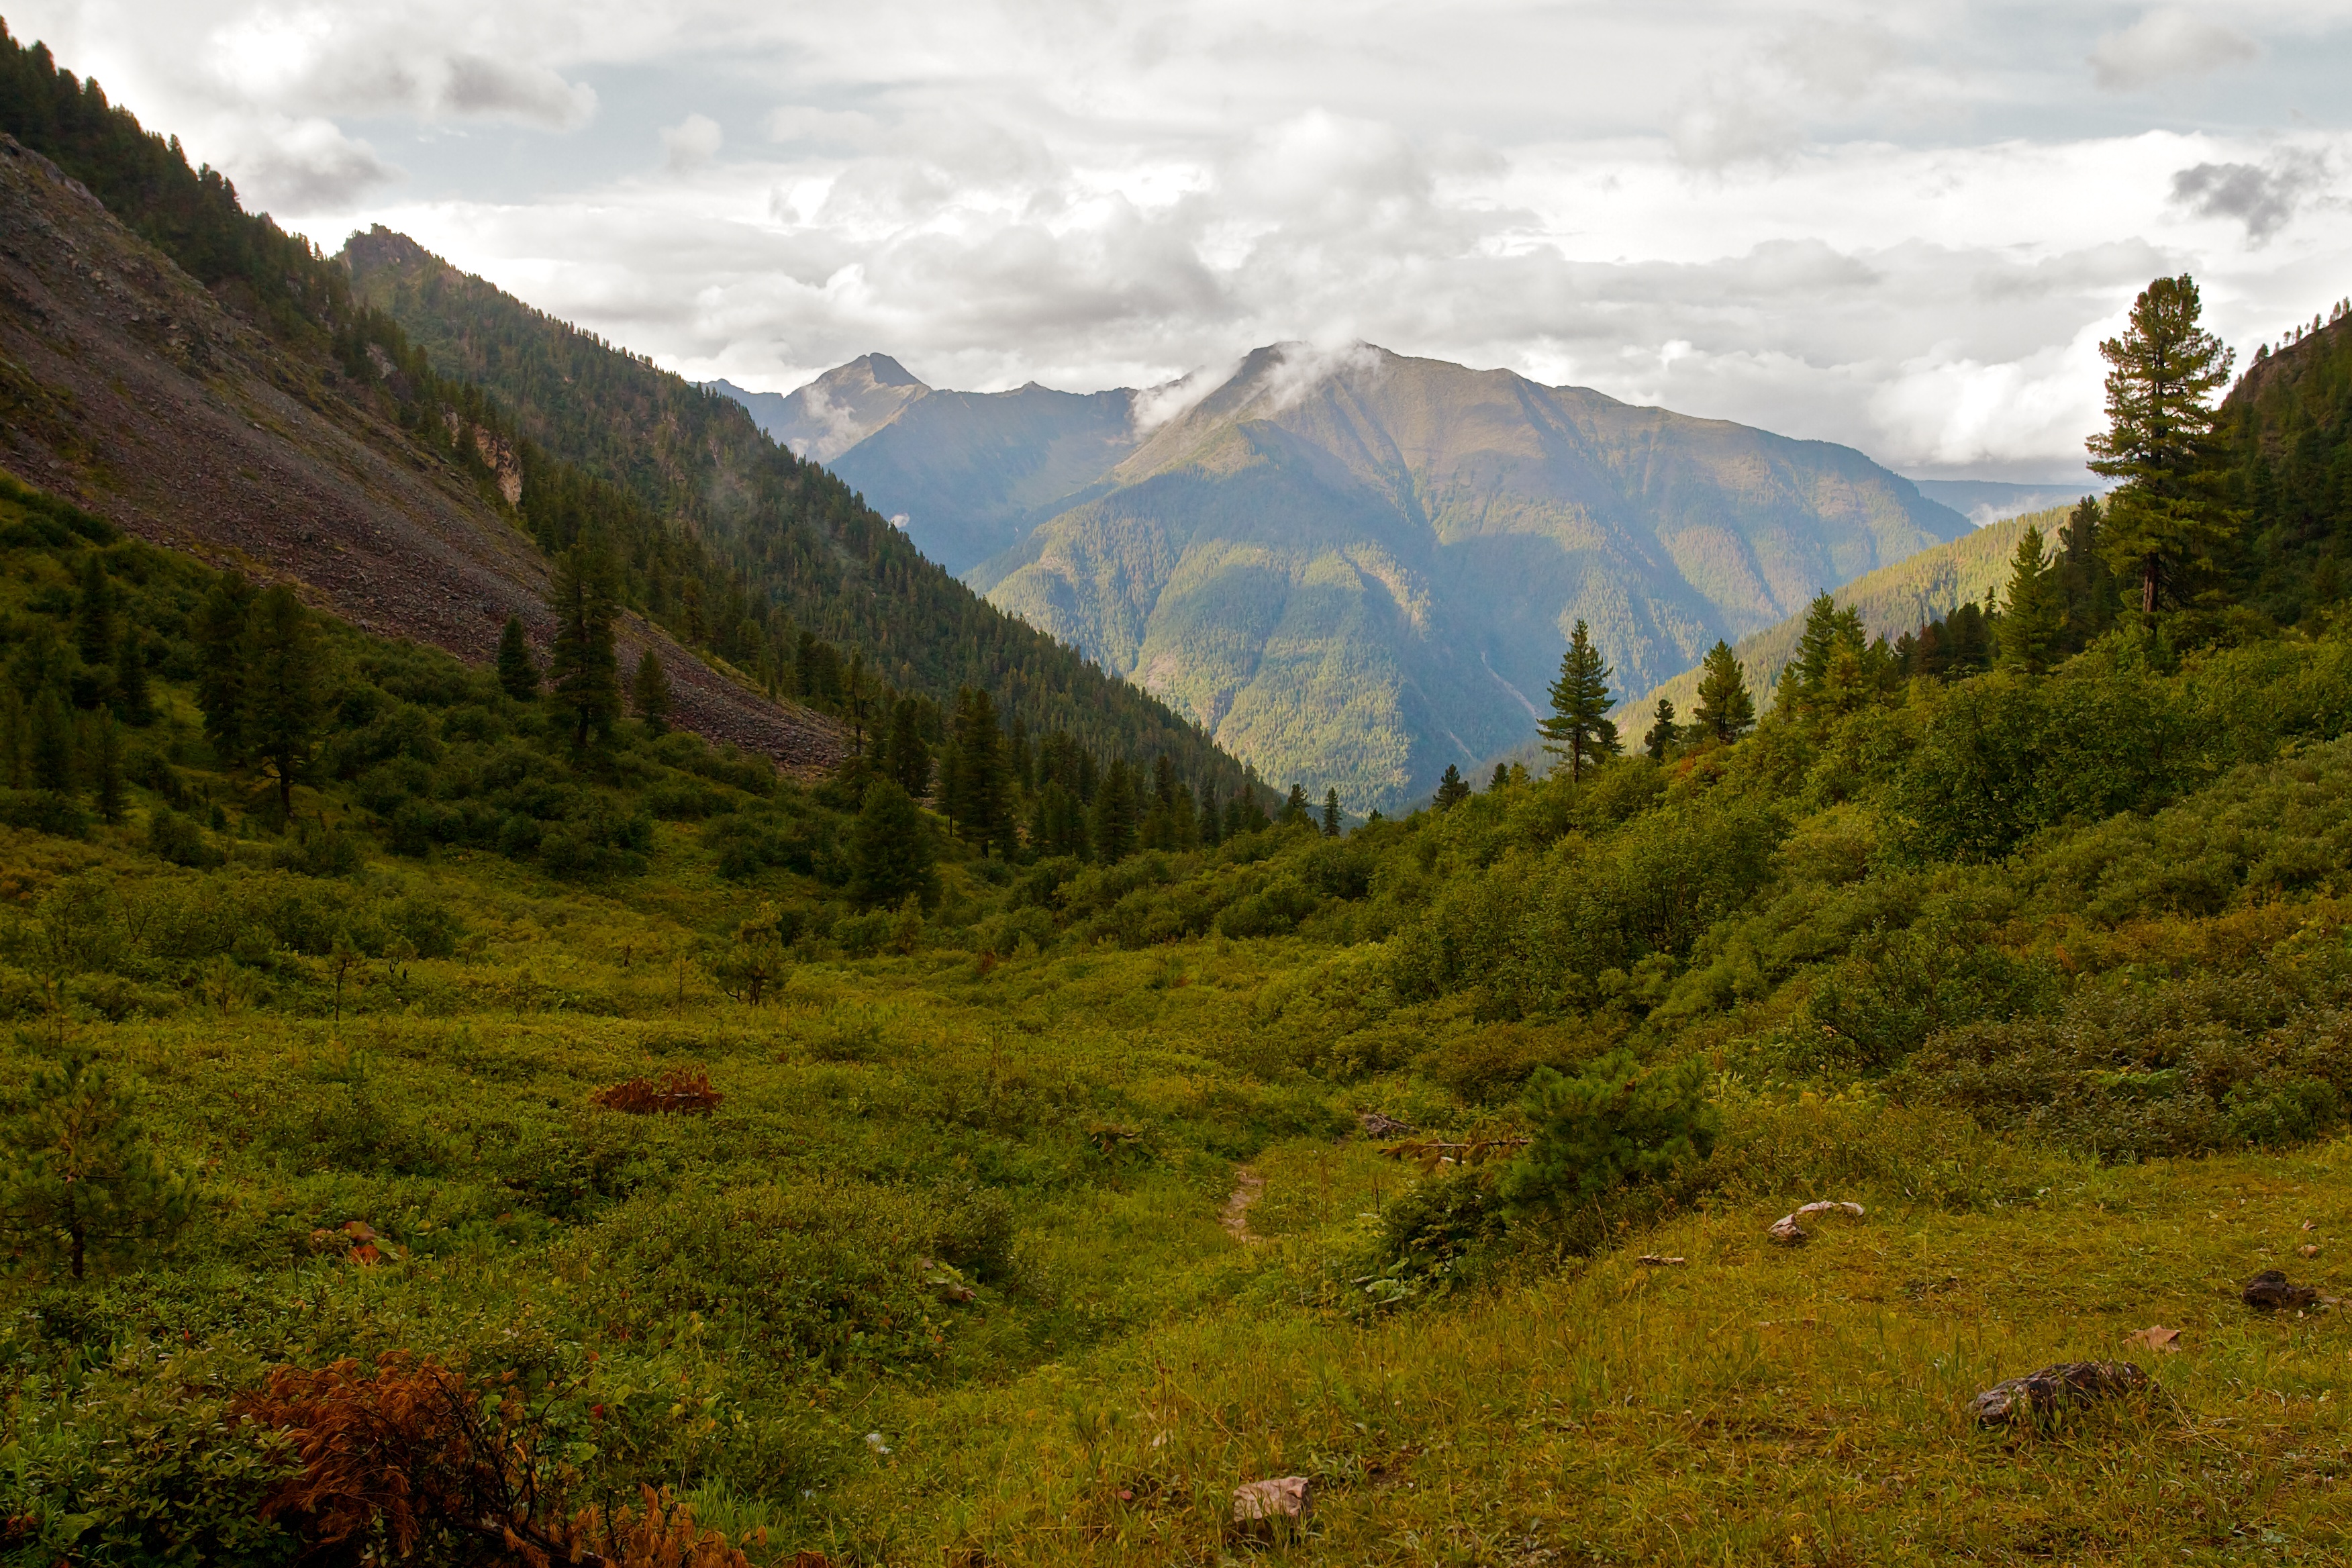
1969,1361,2150,1426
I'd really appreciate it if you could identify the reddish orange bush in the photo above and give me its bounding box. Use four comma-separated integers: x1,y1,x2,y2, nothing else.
592,1068,724,1116
235,1353,761,1567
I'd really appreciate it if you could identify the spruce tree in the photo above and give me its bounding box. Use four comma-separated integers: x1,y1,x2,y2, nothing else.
195,572,254,762
1091,756,1138,861
2057,497,2115,644
2087,274,2237,613
948,687,1011,852
1691,642,1755,743
93,709,125,824
246,583,321,818
547,549,620,750
1997,525,2064,674
848,778,937,910
74,551,114,666
1540,620,1620,779
1643,697,1679,761
496,614,540,700
1434,763,1471,810
30,687,72,792
1490,763,1510,790
0,1053,192,1281
630,648,672,736
111,622,152,726
1322,788,1341,837
1281,783,1312,825
886,698,931,796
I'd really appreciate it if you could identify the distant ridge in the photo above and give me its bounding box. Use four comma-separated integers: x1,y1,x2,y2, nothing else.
1632,504,2067,726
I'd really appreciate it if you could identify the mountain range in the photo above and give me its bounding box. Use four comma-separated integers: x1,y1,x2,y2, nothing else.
718,347,1970,810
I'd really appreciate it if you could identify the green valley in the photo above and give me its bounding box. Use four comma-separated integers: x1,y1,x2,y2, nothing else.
7,20,2352,1568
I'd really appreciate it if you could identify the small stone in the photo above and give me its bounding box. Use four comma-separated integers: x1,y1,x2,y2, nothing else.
1970,1361,2150,1426
1232,1476,1310,1524
2243,1269,2319,1312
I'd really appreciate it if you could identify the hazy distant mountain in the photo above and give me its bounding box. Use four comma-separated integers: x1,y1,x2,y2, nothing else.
712,358,1144,571
1910,477,2105,528
953,344,1967,810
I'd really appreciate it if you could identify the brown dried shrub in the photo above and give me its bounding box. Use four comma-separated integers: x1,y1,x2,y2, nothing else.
234,1352,760,1567
592,1068,723,1116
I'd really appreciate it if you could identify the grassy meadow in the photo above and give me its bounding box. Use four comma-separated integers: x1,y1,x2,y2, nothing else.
7,476,2352,1565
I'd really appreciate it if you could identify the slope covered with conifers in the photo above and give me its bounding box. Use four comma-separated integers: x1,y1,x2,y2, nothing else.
342,230,1262,806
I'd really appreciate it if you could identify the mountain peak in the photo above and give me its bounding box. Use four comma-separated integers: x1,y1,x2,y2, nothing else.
851,352,926,389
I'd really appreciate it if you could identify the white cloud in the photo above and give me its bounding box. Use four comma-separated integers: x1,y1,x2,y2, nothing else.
660,112,724,173
20,0,2352,483
2090,7,2259,91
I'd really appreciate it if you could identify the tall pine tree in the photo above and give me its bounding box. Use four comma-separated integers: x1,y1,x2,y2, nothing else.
195,573,254,763
2088,274,2237,613
630,648,671,736
245,584,321,818
1643,697,1678,761
1540,620,1620,780
547,548,620,750
496,614,540,700
1691,642,1755,743
1997,525,2064,673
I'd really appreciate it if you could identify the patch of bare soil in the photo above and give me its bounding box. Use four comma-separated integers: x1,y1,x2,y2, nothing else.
0,135,844,775
1220,1168,1265,1244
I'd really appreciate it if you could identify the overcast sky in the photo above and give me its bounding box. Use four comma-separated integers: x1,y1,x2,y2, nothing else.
19,1,2352,481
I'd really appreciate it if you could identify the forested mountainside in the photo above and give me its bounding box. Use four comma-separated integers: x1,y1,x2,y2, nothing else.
0,26,838,772
342,232,1262,808
11,269,2352,1560
1635,506,2051,725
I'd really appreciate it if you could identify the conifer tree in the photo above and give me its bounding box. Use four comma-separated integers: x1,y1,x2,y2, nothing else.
29,687,72,793
2056,497,2116,644
111,622,152,726
246,583,321,818
93,709,125,824
1692,642,1755,743
1540,620,1620,779
885,697,931,797
547,549,620,749
496,614,540,700
849,778,937,910
1281,783,1312,825
74,551,114,666
1490,763,1510,790
195,572,254,762
1322,788,1341,837
1197,783,1222,847
2088,274,2237,613
630,648,671,736
0,1053,191,1280
1091,756,1139,861
947,687,1012,852
1643,697,1679,761
0,687,24,789
1997,525,2064,674
1434,763,1471,810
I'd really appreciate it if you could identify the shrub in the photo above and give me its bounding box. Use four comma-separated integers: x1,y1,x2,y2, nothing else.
147,805,221,867
1498,1050,1720,1216
593,1068,724,1116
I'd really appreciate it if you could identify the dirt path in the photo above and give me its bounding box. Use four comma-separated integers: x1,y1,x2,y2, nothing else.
1220,1167,1265,1244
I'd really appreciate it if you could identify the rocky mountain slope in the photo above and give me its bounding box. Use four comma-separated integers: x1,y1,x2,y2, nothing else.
0,134,844,771
349,238,1257,800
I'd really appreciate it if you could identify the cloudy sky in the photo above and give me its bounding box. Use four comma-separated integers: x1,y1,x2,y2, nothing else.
18,1,2352,481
